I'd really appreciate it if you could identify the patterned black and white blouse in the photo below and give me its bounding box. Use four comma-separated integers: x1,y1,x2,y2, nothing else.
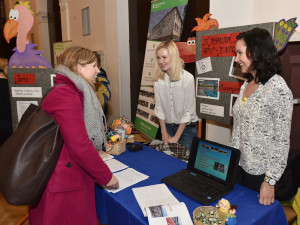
231,75,293,181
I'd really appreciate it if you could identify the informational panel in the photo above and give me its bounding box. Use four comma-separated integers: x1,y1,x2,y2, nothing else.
195,22,274,124
53,41,72,67
7,68,55,131
135,0,188,139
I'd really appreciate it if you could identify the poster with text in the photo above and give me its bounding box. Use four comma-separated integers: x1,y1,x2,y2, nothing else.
135,0,188,139
53,41,72,67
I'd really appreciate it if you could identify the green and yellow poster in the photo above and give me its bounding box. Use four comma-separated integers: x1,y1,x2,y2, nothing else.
135,0,188,139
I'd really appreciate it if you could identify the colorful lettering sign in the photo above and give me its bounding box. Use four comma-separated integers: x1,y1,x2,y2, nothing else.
14,73,36,84
201,32,241,57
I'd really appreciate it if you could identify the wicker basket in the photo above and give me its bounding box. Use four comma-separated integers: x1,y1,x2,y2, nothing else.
193,206,226,225
105,139,126,155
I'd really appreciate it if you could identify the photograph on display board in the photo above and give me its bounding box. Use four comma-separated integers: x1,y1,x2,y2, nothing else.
136,108,150,120
136,85,160,131
150,114,159,124
228,57,245,80
148,5,187,41
196,77,220,100
229,94,239,116
138,99,149,108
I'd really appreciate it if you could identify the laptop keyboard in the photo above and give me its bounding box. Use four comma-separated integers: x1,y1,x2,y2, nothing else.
177,171,223,197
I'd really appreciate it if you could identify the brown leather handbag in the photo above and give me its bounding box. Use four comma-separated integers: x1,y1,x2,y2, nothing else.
0,85,64,206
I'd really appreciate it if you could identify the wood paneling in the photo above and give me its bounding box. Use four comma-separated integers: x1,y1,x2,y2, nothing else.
0,194,29,225
279,41,300,151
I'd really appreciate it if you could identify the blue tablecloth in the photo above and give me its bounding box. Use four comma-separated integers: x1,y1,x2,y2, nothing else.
95,145,288,225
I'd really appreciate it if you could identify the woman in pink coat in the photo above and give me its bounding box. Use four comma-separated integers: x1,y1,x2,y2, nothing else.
29,46,119,225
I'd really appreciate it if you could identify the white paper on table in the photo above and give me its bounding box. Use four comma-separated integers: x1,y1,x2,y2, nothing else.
146,202,193,225
98,150,114,161
132,183,179,217
105,158,128,173
105,168,149,193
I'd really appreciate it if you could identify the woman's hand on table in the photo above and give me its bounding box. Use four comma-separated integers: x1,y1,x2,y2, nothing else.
259,181,275,205
105,175,119,190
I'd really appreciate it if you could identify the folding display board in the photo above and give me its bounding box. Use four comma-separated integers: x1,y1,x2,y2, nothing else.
195,22,274,124
7,68,55,131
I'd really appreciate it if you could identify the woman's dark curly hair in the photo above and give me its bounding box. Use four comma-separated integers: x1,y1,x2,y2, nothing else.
236,28,282,84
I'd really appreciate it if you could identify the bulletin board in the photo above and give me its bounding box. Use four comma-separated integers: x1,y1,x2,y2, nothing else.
195,22,274,124
7,68,55,131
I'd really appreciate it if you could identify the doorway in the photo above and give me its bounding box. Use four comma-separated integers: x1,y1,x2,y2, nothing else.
280,41,300,151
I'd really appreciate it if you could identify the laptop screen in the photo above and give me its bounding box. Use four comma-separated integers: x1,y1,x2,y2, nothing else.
188,137,240,187
194,140,232,181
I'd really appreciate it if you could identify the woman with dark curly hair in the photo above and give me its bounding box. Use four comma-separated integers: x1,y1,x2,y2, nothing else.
231,28,293,206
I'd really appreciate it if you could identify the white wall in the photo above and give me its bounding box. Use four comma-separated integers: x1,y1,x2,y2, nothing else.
60,0,131,124
117,0,131,120
209,0,300,145
210,0,300,32
250,0,300,41
210,0,251,29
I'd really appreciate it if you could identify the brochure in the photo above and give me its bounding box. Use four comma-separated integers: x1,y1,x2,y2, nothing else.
146,202,193,225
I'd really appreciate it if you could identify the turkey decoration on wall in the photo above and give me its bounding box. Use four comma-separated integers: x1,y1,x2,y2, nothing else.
3,1,52,68
176,13,219,63
191,13,219,32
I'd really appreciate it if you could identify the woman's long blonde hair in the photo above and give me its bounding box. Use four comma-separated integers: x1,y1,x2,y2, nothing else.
57,46,99,88
153,40,184,81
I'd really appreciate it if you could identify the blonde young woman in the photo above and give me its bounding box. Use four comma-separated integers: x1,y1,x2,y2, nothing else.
153,40,198,153
29,47,119,225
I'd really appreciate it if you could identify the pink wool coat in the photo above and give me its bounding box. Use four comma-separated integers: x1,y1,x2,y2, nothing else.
29,74,112,225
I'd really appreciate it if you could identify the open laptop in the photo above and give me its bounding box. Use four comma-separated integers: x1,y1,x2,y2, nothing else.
161,137,241,205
